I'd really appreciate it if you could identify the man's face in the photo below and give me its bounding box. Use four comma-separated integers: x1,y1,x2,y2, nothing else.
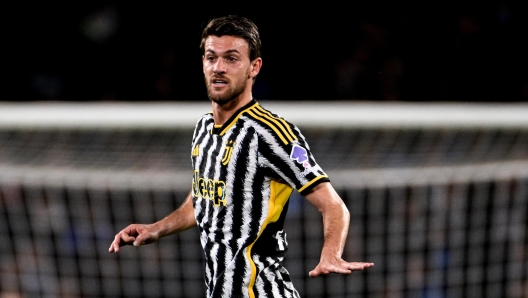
202,35,255,105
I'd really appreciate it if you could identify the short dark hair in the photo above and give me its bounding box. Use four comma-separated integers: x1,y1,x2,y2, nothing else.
200,15,262,61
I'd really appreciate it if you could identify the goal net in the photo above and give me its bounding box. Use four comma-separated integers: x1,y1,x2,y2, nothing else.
1,101,527,298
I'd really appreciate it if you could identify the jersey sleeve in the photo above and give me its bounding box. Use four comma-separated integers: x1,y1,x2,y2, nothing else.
253,109,329,196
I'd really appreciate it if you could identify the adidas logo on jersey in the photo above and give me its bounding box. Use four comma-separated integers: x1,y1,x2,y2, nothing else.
192,145,200,157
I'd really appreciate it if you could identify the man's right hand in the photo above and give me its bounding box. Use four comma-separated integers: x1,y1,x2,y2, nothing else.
108,224,159,253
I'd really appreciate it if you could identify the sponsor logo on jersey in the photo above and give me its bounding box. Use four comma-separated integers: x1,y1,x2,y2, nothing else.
290,145,309,167
291,144,314,179
192,170,227,207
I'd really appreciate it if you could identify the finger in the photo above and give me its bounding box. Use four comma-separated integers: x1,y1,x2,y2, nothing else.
109,235,122,253
309,268,323,278
133,232,157,246
109,242,119,253
310,261,375,277
345,262,375,271
118,232,137,246
309,265,332,277
109,237,124,253
109,232,136,253
329,265,353,275
133,237,140,246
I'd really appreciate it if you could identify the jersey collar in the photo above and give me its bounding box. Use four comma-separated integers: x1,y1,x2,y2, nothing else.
211,99,258,135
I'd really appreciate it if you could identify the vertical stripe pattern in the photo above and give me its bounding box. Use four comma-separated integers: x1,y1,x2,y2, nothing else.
190,101,329,298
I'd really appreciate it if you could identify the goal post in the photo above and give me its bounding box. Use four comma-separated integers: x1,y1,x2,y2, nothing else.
1,101,527,297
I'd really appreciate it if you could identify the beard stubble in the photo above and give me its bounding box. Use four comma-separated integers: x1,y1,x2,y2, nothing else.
206,69,251,106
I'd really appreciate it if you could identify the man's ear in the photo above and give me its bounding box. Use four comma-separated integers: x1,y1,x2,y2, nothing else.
250,58,263,78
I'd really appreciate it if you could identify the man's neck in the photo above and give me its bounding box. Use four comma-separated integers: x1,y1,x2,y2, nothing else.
212,95,253,125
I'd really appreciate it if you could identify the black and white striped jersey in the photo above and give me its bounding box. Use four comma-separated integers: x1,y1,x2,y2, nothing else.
190,99,329,298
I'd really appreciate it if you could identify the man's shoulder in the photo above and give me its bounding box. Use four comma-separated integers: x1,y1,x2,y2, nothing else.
192,113,214,132
242,103,291,124
196,112,214,122
241,103,299,144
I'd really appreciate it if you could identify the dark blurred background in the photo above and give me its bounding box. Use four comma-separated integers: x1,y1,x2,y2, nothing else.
1,2,527,102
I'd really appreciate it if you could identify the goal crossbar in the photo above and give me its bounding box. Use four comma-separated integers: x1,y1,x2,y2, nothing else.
3,101,528,129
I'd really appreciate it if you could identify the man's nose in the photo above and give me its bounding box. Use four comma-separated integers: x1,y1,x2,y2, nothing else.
213,59,226,74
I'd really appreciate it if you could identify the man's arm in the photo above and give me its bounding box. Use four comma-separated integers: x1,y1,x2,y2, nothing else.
304,182,374,277
108,190,197,253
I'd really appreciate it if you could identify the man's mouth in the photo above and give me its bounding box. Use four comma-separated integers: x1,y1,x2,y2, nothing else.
212,77,228,85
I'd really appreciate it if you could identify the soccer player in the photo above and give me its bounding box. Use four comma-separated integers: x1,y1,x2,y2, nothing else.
109,15,374,298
